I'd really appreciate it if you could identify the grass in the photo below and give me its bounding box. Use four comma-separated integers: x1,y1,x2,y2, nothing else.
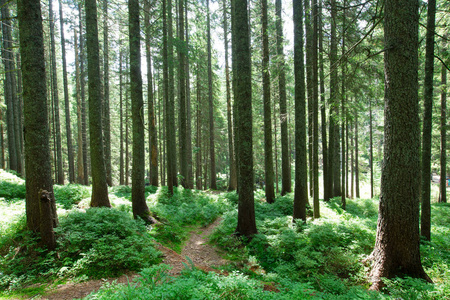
1,168,449,299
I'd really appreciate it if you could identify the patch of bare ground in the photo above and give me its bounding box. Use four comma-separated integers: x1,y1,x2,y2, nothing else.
37,218,227,299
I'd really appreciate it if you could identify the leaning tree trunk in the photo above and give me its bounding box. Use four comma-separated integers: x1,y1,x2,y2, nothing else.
368,0,431,290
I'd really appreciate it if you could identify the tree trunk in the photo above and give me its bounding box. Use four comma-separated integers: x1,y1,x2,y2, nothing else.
145,0,158,187
129,0,154,224
276,0,291,195
196,64,202,190
178,0,187,188
305,0,313,199
420,0,436,241
355,112,360,198
49,0,64,185
224,0,237,191
207,0,217,190
261,0,275,203
439,65,447,203
293,0,307,222
125,65,130,186
369,0,431,289
319,0,328,202
18,0,58,248
85,0,110,207
119,48,124,186
341,4,346,209
234,0,257,238
79,4,89,186
312,0,320,217
59,0,75,184
185,0,193,189
103,0,112,187
74,29,85,185
369,99,374,198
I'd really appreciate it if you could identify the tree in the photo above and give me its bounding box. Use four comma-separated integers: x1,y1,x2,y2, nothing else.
103,0,112,187
129,0,154,223
85,0,110,207
145,0,158,187
207,0,217,190
261,0,275,204
275,0,291,196
18,0,57,250
312,0,320,217
293,0,307,222
49,0,64,185
439,65,447,204
59,0,75,184
223,0,237,191
74,28,85,185
368,0,431,289
79,3,89,186
420,0,436,241
233,0,257,238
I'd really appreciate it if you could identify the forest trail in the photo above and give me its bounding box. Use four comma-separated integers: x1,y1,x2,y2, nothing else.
38,218,227,300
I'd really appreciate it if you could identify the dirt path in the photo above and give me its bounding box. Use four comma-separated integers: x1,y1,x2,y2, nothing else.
37,218,227,300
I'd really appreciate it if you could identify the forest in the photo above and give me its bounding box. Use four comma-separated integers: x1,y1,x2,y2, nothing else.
0,0,450,298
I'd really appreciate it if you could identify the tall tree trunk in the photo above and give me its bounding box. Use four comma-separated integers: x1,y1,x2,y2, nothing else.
261,0,275,203
224,0,237,191
439,64,447,203
49,0,64,185
319,0,328,202
293,0,307,222
1,1,17,173
15,53,24,174
74,29,85,185
196,64,202,190
59,0,75,184
305,0,313,198
420,0,436,241
79,4,89,186
18,0,57,248
119,48,124,186
85,0,110,207
341,2,346,209
355,112,360,198
369,0,431,289
0,108,4,169
369,99,374,198
312,0,319,217
185,0,193,189
145,0,158,187
103,0,112,187
276,0,291,195
125,64,130,186
178,0,187,188
234,0,257,238
129,0,154,223
207,0,217,190
231,0,240,192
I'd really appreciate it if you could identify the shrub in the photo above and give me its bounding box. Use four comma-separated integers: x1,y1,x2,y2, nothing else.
54,184,90,209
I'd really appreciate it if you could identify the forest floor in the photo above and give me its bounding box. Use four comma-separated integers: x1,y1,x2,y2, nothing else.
38,218,227,300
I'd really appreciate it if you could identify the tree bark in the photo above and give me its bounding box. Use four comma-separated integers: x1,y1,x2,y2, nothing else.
178,0,187,188
312,0,319,217
369,99,374,198
420,0,436,241
18,0,58,249
234,0,257,238
276,0,291,195
319,0,328,203
59,0,75,184
145,0,158,187
439,65,447,203
79,4,89,186
119,48,124,186
369,0,431,289
74,28,85,185
355,112,360,198
261,0,275,203
85,0,110,207
103,0,112,187
293,0,307,222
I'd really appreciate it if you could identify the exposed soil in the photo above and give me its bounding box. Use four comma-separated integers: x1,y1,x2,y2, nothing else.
33,218,227,300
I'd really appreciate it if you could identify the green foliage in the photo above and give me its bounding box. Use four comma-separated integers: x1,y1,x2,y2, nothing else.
56,208,161,278
54,184,91,209
0,181,26,201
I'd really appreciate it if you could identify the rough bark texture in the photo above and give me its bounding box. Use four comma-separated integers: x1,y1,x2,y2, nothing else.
276,0,291,195
185,0,193,189
312,0,319,217
439,65,447,203
85,0,110,207
129,0,153,224
18,0,57,248
168,0,177,189
145,0,158,187
49,0,64,185
79,4,89,186
319,0,328,203
305,0,313,198
369,0,431,289
74,29,85,185
293,0,307,222
234,0,257,238
178,0,188,188
420,0,436,241
224,0,237,191
59,0,75,184
207,0,217,190
261,0,275,204
103,0,112,187
119,49,124,186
